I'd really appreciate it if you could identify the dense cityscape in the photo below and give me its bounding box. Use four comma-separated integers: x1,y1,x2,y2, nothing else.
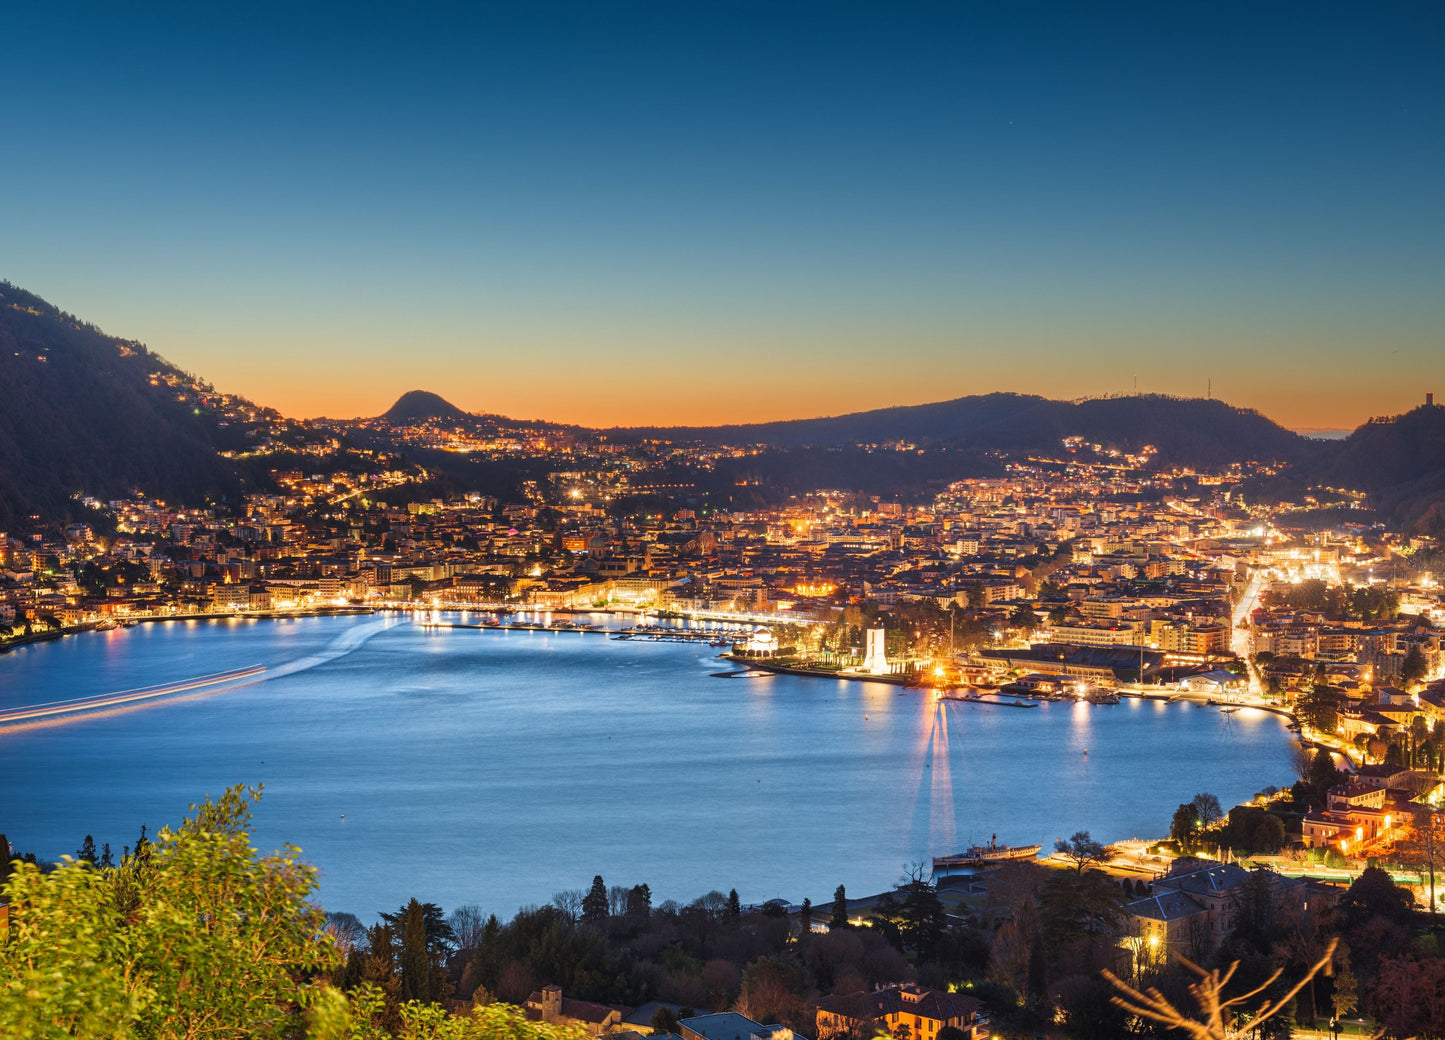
6,365,1445,1035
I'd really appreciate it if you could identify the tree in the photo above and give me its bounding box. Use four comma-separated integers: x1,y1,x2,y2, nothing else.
1191,793,1223,828
1370,955,1445,1039
726,888,742,923
1172,804,1200,848
799,898,813,933
551,889,583,924
380,901,456,961
1039,870,1125,973
1401,644,1428,686
582,875,609,924
448,904,488,951
1307,749,1345,799
1104,938,1340,1040
895,867,946,960
1295,688,1342,734
830,885,848,929
626,883,652,923
1331,942,1357,1022
1055,831,1108,874
75,834,98,865
1338,865,1414,929
399,899,433,1003
0,784,337,1039
0,832,12,893
1396,808,1445,920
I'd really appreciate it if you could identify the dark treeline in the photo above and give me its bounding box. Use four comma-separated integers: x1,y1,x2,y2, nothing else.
307,852,1434,1039
9,807,1443,1037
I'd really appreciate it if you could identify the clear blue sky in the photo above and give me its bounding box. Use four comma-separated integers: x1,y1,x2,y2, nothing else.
3,1,1441,430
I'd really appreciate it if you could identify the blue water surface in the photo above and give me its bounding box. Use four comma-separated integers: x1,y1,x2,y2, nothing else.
0,613,1294,917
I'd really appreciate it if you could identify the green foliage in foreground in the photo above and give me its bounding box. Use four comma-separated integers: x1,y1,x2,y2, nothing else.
0,785,587,1040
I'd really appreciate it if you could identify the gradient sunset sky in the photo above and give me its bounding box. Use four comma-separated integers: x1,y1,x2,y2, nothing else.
3,2,1441,431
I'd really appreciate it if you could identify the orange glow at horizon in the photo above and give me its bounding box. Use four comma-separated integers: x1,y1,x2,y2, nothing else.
216,369,1425,434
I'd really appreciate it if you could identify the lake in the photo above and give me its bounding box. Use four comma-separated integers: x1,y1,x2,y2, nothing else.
0,612,1295,918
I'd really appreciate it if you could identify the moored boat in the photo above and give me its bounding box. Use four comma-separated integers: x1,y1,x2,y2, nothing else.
933,837,1043,871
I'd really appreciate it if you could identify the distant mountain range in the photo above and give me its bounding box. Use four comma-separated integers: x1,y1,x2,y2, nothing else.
607,393,1312,468
2,282,1441,534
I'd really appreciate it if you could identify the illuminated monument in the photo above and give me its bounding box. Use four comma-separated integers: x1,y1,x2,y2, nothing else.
861,627,891,675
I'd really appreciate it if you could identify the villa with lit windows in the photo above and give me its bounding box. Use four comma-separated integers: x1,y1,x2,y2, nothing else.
1302,783,1400,852
1121,864,1306,967
815,984,988,1040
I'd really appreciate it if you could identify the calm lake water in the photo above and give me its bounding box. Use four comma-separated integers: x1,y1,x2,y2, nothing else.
0,613,1295,918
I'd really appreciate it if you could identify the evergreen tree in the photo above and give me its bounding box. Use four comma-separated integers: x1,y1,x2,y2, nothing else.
466,914,504,996
379,900,455,957
830,884,848,928
399,899,431,1003
626,883,652,922
130,824,151,866
726,888,742,923
1170,804,1199,849
799,897,812,933
582,874,609,923
77,835,98,865
100,843,114,869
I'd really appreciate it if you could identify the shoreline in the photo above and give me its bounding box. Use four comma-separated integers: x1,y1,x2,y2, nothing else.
0,605,375,657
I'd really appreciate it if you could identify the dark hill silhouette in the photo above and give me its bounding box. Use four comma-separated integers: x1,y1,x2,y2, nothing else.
381,390,471,424
0,282,252,527
612,393,1310,468
1307,404,1445,535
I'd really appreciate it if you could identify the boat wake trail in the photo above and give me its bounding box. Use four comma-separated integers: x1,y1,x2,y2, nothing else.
0,616,398,733
0,665,267,729
260,615,398,683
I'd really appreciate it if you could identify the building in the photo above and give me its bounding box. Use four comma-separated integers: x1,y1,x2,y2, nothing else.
525,986,631,1035
1121,864,1307,967
815,985,988,1040
1301,783,1400,852
680,1013,803,1040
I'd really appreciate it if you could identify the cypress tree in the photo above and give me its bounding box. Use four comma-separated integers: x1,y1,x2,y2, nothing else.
399,899,431,1002
582,875,609,923
830,884,848,928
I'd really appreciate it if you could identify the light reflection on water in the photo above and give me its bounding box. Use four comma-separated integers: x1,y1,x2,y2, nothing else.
0,613,1293,917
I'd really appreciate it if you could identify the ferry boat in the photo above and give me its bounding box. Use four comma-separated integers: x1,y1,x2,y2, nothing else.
933,837,1043,871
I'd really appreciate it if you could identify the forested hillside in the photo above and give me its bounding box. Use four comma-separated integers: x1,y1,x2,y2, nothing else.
0,283,256,526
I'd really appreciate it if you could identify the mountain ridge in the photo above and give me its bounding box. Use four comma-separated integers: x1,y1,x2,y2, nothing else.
3,282,1440,534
